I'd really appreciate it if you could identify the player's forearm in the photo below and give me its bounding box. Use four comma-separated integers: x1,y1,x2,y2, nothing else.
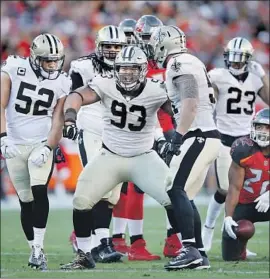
176,98,197,135
225,185,240,217
64,93,83,114
47,121,63,149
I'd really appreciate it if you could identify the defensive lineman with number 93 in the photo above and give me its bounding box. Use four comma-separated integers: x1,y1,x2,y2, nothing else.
0,34,71,269
61,46,178,270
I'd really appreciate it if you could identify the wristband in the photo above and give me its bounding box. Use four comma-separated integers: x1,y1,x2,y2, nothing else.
64,108,77,123
0,132,7,138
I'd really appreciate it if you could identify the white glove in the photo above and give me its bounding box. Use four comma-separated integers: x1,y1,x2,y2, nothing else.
248,61,266,78
29,145,51,167
1,136,21,159
224,216,238,239
254,191,269,213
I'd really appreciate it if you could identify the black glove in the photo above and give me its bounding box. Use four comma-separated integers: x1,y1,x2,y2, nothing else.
63,123,78,140
158,132,183,165
54,145,66,164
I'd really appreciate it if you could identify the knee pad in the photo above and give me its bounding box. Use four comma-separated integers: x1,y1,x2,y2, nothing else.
17,189,34,203
31,185,47,200
73,195,93,210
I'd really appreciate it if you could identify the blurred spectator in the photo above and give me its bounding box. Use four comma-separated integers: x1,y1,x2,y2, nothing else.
1,1,269,73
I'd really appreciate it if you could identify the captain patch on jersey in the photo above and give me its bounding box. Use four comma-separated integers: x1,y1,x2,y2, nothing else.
1,55,71,144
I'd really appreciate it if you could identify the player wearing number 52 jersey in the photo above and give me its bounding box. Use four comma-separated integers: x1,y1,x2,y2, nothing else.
0,33,71,270
223,108,269,261
150,25,221,270
202,37,269,252
61,46,178,270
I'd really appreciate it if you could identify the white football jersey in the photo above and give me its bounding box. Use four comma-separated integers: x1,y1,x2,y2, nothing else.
166,53,216,132
88,76,167,157
209,68,263,136
2,55,71,145
69,57,112,136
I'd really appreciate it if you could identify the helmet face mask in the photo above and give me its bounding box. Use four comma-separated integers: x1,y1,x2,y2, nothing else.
224,37,254,76
114,46,148,94
250,109,270,147
30,34,65,80
96,25,127,66
101,44,123,62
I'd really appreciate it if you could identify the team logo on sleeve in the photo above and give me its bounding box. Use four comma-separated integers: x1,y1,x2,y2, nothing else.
171,58,181,72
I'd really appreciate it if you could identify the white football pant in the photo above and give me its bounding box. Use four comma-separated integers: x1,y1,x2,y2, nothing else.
5,142,54,202
73,148,172,210
169,136,221,199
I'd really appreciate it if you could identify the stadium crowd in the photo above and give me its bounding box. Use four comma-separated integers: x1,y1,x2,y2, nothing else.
1,1,269,72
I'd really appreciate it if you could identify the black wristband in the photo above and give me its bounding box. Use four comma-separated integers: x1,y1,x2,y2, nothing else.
64,108,77,123
0,132,7,138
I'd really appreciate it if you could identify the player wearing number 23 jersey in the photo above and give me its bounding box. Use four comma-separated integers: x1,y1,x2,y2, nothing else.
61,46,176,270
202,37,269,253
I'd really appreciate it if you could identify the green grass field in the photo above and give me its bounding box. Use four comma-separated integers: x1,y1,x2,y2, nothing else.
1,205,269,278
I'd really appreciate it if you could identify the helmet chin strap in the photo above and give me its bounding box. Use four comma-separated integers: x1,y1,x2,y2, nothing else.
103,57,114,66
229,64,247,76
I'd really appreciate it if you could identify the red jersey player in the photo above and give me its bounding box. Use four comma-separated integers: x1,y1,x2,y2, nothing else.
223,108,270,261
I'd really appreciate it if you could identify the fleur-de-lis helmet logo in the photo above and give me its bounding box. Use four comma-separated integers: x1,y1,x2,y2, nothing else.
154,28,166,44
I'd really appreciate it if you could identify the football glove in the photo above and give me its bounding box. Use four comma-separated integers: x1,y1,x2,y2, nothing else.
54,145,66,164
0,136,21,159
157,132,182,165
248,61,266,78
224,216,238,239
29,145,52,167
254,191,269,213
63,123,78,140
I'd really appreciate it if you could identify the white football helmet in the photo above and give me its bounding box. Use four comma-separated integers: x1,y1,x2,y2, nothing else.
95,25,127,66
29,33,65,80
114,46,148,93
149,25,187,68
224,37,254,76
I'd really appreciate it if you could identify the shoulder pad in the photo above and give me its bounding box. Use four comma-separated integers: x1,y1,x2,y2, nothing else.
230,136,255,166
